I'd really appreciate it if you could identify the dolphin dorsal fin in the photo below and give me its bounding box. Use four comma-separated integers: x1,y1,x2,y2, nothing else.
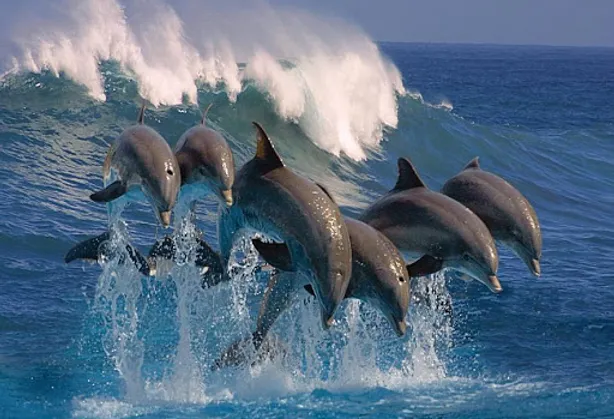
464,157,480,170
137,101,146,124
315,182,335,203
393,157,426,191
253,122,284,170
200,103,213,125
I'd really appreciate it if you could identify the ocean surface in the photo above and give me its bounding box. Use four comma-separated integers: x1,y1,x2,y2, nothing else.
1,3,614,418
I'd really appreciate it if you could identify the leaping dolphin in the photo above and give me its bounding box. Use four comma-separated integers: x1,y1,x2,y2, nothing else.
90,103,181,228
174,104,235,210
212,214,411,370
218,122,353,327
359,157,501,293
441,157,542,276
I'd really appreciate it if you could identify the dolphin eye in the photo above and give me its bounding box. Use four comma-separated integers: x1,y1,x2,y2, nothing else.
166,169,174,176
463,253,470,262
399,276,406,283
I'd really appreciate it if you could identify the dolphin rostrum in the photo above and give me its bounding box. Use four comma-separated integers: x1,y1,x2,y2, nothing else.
217,122,352,327
441,157,542,276
359,157,501,293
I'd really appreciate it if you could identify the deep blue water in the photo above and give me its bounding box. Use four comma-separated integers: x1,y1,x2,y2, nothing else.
1,40,614,418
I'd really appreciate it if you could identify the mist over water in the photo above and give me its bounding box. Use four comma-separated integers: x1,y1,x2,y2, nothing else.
0,0,404,160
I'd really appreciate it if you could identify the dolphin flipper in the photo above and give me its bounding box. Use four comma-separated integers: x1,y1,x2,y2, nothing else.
406,255,444,278
90,180,128,203
251,239,293,271
65,232,150,276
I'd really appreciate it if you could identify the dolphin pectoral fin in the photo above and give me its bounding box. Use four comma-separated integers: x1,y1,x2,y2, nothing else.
406,255,444,278
124,244,151,276
463,157,481,170
90,180,127,203
392,157,427,192
137,100,146,124
303,284,316,297
65,232,111,263
200,103,213,125
251,239,294,271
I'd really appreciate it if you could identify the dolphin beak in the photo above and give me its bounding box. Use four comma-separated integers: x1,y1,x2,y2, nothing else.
531,259,541,277
159,210,172,228
222,189,233,207
395,319,407,337
322,313,335,330
488,275,503,293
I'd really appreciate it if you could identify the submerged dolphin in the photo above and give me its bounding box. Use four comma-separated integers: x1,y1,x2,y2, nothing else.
90,103,181,228
212,214,411,370
359,157,501,293
218,122,352,327
441,157,542,276
174,104,235,209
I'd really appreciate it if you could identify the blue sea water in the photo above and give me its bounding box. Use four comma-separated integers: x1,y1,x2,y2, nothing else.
1,6,614,418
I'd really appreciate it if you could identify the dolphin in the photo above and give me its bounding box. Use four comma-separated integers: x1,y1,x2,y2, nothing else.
90,103,181,228
441,157,542,276
217,122,352,327
65,104,181,271
359,157,501,293
144,105,235,285
212,213,411,370
174,104,235,209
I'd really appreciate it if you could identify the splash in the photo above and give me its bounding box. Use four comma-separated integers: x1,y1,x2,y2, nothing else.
84,225,457,408
0,0,405,161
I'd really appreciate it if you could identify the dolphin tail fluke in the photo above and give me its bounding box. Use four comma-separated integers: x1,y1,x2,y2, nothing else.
65,232,151,276
406,254,443,278
90,180,127,203
147,235,227,287
211,331,287,371
251,239,293,271
65,232,111,263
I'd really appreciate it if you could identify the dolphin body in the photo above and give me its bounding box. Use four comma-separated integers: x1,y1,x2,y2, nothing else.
90,104,181,228
145,107,236,286
441,157,542,276
212,214,411,370
218,122,353,327
359,157,502,293
65,104,181,271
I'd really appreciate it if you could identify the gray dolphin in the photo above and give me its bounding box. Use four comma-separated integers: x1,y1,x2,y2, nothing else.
174,104,235,208
90,103,181,228
441,157,542,276
218,122,352,327
359,157,501,293
212,213,411,370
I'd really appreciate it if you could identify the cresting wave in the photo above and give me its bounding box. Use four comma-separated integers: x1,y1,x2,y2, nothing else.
0,0,405,160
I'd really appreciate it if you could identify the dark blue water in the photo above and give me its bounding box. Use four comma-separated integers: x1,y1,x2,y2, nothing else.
1,37,614,418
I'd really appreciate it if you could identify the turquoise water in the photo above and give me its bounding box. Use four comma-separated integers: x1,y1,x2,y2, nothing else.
1,5,614,417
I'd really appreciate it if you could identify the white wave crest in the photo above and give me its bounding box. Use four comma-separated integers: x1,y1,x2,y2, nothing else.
0,0,405,161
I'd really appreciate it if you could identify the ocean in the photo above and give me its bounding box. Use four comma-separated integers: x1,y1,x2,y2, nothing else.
1,2,613,418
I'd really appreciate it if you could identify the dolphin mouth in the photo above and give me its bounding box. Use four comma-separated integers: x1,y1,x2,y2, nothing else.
221,189,233,206
488,275,503,293
159,210,172,228
530,258,541,277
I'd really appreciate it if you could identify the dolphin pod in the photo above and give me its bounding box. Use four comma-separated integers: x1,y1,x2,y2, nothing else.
64,102,543,370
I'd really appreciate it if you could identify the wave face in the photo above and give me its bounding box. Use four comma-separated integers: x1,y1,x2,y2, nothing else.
1,5,614,419
0,0,404,160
